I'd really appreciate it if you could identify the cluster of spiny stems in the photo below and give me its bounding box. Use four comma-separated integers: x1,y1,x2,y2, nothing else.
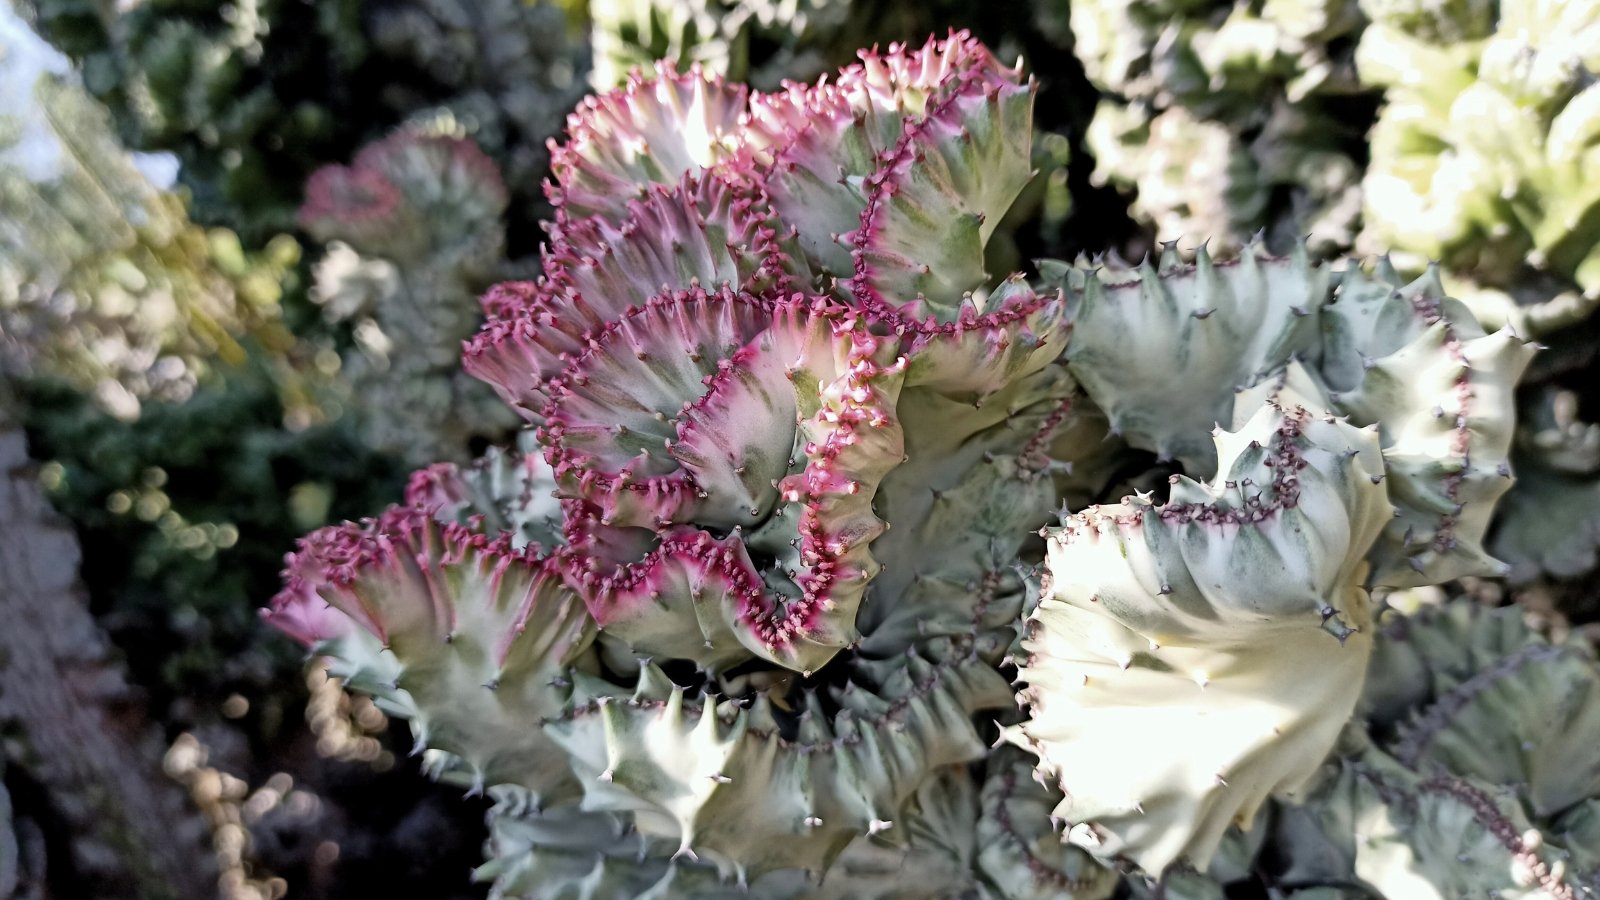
263,30,1589,900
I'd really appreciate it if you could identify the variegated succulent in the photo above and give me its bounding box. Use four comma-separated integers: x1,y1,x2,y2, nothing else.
263,31,1573,899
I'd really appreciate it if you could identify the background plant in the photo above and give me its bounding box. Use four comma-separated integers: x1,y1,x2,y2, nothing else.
16,0,589,248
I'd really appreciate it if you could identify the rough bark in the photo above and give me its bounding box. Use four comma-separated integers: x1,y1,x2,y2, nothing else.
0,409,216,900
0,766,16,899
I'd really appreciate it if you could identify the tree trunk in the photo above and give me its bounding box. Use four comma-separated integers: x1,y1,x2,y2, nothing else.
0,410,216,900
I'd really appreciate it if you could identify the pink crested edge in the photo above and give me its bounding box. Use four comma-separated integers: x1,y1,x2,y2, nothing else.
478,281,542,321
846,29,1000,95
545,171,797,303
557,498,657,573
764,326,904,651
667,297,826,476
262,501,556,664
261,564,359,648
1052,397,1319,545
404,461,471,513
463,173,796,421
740,76,857,174
1018,395,1078,474
743,29,998,167
1044,394,1375,641
1399,283,1473,559
545,60,752,226
533,285,784,526
737,31,1000,265
553,306,901,658
571,527,766,631
472,30,1040,417
843,36,1041,334
672,341,764,446
264,509,405,647
463,288,574,420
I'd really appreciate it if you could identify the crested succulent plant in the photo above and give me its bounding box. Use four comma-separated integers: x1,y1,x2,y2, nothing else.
1008,374,1393,873
1352,0,1600,604
263,30,1560,898
270,34,1078,893
1270,602,1600,898
1008,247,1533,876
1017,601,1600,898
299,127,520,463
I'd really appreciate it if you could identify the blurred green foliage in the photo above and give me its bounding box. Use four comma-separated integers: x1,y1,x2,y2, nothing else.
1,66,301,414
20,0,588,250
1064,0,1370,256
21,359,406,721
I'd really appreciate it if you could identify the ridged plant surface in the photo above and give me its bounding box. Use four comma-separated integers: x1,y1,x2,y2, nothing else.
260,30,1582,900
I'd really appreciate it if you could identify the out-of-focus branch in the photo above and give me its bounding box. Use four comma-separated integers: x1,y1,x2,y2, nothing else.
0,400,216,900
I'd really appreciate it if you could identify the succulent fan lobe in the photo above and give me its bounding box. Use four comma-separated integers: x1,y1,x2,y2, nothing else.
548,63,751,224
1059,242,1329,470
1322,265,1537,587
847,53,1034,321
536,286,778,524
1008,378,1392,875
575,528,773,672
464,174,796,424
406,432,566,551
558,304,905,673
854,363,1082,658
746,32,1019,280
265,504,596,801
742,80,874,279
976,754,1121,900
755,323,907,664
